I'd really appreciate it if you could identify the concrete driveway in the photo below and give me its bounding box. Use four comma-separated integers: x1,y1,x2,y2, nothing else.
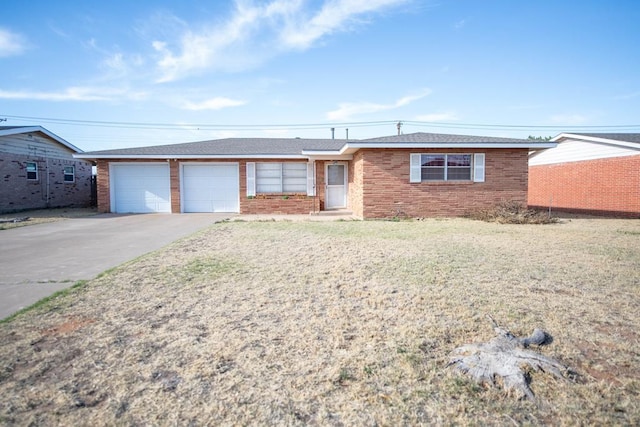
0,213,232,319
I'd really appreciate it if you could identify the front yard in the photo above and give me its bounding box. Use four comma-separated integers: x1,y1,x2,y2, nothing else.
1,218,639,425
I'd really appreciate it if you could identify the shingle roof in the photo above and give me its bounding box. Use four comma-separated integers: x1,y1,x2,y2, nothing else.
81,138,348,156
362,132,533,144
76,132,555,159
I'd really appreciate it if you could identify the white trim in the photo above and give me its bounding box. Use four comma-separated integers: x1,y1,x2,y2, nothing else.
75,153,309,160
246,162,256,197
473,153,485,182
409,154,421,183
336,141,557,154
307,161,316,196
551,133,640,149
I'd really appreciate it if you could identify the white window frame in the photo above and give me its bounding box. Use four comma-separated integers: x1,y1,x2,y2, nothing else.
410,153,485,183
26,162,38,181
246,162,313,196
63,166,75,183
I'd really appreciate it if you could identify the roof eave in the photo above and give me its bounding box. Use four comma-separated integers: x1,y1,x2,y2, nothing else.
552,133,640,149
73,153,310,160
340,142,557,154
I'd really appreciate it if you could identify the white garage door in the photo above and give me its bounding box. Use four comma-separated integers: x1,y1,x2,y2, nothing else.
111,164,171,213
182,164,239,212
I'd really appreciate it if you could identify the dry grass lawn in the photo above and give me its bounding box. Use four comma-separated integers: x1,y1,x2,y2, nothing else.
1,217,639,425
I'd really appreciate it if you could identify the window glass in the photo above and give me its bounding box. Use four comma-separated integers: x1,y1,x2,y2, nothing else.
282,163,307,192
26,162,38,180
422,155,445,167
256,162,307,193
327,164,345,185
64,166,75,182
447,155,471,167
420,154,472,181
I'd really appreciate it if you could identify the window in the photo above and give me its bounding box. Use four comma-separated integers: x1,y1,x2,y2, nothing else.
64,166,75,182
255,162,307,193
26,162,38,180
410,153,485,183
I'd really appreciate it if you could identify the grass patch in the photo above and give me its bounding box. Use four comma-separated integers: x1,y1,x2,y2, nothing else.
0,280,88,324
0,219,638,425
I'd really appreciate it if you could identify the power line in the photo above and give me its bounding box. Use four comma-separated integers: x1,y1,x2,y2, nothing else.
0,114,396,131
2,113,639,132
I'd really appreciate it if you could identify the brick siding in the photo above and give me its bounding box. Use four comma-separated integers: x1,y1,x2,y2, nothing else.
528,155,640,217
358,148,528,218
239,160,320,215
1,153,93,213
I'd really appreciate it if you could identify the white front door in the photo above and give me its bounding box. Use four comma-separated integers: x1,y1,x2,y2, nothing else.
325,163,347,209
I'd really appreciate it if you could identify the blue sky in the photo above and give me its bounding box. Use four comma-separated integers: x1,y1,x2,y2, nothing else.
1,0,639,151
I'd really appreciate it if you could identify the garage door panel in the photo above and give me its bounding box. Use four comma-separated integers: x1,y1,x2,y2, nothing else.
111,164,171,213
182,164,239,213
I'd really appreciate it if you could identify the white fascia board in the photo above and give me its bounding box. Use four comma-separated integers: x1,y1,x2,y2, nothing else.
339,142,557,153
552,133,640,150
303,154,354,161
0,126,83,153
73,153,309,160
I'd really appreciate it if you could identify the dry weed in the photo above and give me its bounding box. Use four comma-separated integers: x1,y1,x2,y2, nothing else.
467,200,557,224
0,218,638,425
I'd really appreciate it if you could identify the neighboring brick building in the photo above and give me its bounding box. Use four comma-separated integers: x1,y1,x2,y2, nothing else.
0,126,94,213
76,132,555,219
529,133,640,218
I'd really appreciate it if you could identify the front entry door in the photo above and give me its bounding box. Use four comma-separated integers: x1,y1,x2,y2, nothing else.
325,163,347,209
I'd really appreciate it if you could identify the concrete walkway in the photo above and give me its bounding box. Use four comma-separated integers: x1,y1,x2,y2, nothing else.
0,213,231,319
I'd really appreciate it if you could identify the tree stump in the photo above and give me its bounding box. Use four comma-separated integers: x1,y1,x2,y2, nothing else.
448,316,572,401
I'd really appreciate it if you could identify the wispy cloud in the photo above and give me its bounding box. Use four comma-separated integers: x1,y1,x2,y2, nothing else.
180,97,246,110
550,113,588,125
612,91,640,100
453,19,466,30
0,86,145,102
327,89,431,120
415,112,459,122
152,0,409,82
280,0,410,49
0,28,28,57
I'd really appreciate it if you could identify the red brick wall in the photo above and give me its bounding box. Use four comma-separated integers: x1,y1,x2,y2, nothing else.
360,148,529,218
169,161,180,213
0,152,93,213
239,159,320,214
528,155,640,217
96,160,110,213
349,152,364,218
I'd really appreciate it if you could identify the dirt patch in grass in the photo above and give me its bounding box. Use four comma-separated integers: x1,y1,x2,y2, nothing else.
0,208,97,230
0,218,639,425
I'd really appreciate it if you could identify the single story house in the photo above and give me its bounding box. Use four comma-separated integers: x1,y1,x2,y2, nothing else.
0,126,94,213
75,132,556,219
528,133,640,217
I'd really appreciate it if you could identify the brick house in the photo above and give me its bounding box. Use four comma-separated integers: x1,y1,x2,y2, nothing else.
528,133,640,218
75,132,555,219
0,126,94,213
